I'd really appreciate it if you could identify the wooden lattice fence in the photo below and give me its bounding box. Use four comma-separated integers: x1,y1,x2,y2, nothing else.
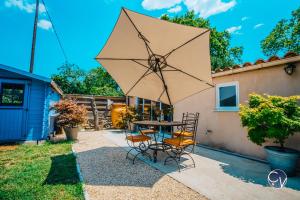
64,94,126,130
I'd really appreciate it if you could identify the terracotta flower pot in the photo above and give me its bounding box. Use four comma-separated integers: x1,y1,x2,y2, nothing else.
64,127,79,140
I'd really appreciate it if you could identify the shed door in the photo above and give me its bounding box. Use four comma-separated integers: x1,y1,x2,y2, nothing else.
0,79,28,141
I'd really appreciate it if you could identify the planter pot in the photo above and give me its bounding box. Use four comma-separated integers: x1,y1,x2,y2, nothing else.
264,146,299,176
111,103,127,128
64,127,79,140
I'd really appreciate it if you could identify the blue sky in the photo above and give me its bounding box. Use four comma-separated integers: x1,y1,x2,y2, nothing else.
0,0,299,77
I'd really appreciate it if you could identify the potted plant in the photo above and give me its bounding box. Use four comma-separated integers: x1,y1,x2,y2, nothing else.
52,99,87,140
162,106,174,122
116,106,137,130
239,93,300,176
154,107,162,121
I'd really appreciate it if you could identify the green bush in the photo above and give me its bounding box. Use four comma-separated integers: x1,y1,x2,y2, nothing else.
239,93,300,148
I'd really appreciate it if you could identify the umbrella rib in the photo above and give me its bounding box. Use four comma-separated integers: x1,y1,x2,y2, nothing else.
96,58,147,61
132,60,163,81
131,60,151,70
122,8,154,56
132,60,170,104
164,29,210,58
125,68,151,96
157,88,166,102
165,63,215,87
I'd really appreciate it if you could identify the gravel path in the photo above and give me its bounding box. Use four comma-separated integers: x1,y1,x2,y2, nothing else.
73,131,208,200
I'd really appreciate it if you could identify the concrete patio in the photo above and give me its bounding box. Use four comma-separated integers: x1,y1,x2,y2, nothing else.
73,130,300,200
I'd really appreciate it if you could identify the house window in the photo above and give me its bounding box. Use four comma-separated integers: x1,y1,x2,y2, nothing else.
216,81,239,111
0,83,25,106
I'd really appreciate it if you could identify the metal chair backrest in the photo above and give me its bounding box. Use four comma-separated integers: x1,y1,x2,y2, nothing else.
182,112,199,140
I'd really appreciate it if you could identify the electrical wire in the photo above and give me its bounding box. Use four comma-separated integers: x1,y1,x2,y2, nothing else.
41,0,68,62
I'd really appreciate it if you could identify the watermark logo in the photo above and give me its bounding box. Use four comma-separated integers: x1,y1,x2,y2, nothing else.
268,169,287,189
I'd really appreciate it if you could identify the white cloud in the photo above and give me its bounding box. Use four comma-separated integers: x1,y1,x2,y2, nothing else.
141,0,236,18
226,25,242,34
37,19,52,30
184,0,236,18
142,0,181,10
4,0,46,14
39,3,46,13
254,23,264,29
5,0,35,13
241,16,249,21
168,5,182,13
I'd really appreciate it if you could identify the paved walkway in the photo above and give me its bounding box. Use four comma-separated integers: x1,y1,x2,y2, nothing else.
103,130,300,200
72,131,207,200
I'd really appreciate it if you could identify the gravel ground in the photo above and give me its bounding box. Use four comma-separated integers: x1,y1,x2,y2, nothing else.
72,131,208,200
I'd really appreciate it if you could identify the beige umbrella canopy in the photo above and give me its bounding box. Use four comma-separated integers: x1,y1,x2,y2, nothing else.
96,8,214,105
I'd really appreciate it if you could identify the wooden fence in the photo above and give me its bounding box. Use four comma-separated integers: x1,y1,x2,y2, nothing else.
64,94,126,130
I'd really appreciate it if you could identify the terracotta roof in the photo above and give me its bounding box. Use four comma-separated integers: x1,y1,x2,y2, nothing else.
283,51,298,58
212,52,299,74
243,62,252,67
254,59,265,65
267,55,280,62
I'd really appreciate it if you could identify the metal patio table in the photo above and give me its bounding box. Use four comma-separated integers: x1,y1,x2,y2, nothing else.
133,120,186,163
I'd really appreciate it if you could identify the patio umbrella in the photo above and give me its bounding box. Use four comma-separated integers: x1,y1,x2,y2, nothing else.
96,8,214,105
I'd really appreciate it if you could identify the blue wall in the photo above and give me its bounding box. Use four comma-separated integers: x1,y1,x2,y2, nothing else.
26,80,48,140
0,69,60,141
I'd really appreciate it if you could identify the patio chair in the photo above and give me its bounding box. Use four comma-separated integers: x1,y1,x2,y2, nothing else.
163,112,199,172
125,122,152,164
173,112,199,152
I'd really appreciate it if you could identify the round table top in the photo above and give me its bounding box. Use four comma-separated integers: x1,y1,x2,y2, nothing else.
133,120,185,126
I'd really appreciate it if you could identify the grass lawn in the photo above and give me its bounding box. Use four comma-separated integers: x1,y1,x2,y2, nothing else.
0,141,84,200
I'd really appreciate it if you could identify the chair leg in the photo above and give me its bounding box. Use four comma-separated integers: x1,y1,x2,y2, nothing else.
132,152,141,164
164,149,181,172
142,151,152,162
191,145,195,153
126,148,134,160
182,152,196,167
132,150,152,164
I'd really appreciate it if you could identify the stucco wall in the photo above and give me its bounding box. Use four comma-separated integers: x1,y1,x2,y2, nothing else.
174,59,300,160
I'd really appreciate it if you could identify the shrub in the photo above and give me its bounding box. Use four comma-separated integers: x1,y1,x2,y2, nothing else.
239,93,300,148
52,99,87,128
116,106,138,129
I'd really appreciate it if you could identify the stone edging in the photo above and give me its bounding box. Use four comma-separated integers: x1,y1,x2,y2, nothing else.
72,148,90,200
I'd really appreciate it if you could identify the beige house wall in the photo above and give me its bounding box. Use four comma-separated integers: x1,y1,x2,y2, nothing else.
174,57,300,160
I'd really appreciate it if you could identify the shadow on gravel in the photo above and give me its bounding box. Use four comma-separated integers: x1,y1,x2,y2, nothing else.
75,146,168,187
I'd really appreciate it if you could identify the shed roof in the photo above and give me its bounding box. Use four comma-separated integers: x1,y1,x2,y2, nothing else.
0,64,63,95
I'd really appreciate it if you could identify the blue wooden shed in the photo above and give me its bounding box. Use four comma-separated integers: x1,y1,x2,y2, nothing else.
0,64,63,142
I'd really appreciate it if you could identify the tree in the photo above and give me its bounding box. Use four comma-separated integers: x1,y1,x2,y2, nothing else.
52,63,123,96
239,94,300,148
161,11,243,69
83,67,123,96
261,7,300,56
52,63,86,94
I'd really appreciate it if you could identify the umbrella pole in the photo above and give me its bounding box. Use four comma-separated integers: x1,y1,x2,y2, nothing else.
158,67,172,106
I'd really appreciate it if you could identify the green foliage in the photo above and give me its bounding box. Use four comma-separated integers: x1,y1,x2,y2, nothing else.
239,93,300,148
52,63,123,96
161,11,243,69
83,67,123,96
0,142,83,200
52,63,86,94
261,7,300,56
